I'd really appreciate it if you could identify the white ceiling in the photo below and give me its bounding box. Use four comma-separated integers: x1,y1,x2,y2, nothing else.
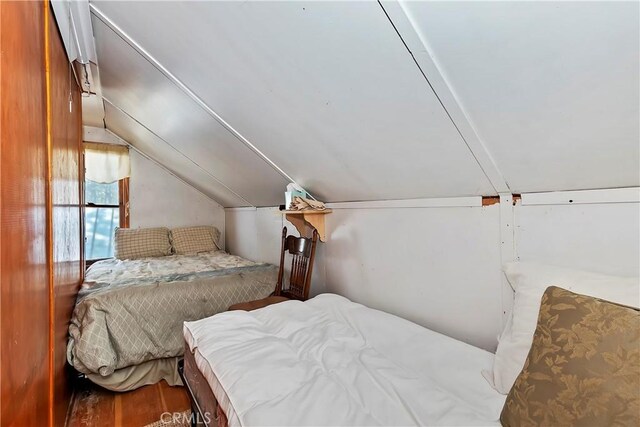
86,0,639,207
92,14,289,207
401,0,640,193
103,102,250,207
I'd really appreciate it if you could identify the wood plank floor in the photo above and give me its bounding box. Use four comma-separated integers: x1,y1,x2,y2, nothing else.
67,380,191,427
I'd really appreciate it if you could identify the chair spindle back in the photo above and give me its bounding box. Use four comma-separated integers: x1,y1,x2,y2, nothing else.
274,227,318,301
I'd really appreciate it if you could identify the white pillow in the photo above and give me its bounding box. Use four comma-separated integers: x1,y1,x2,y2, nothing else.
489,261,640,394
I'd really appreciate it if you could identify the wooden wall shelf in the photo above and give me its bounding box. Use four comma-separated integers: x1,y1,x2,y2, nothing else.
283,209,332,242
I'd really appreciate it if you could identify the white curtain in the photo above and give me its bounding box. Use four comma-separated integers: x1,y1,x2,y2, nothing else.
84,142,130,183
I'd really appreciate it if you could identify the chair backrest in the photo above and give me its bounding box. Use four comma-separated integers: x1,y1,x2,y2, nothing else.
274,226,318,301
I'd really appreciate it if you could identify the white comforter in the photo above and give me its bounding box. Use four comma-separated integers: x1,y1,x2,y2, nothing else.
184,294,506,426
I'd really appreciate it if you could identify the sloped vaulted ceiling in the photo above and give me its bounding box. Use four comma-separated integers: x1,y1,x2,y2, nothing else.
399,1,640,193
89,0,639,207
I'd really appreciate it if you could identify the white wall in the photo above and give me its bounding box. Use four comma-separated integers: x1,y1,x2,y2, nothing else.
225,190,639,353
129,150,226,247
514,203,640,277
226,201,503,352
225,207,327,295
323,204,503,352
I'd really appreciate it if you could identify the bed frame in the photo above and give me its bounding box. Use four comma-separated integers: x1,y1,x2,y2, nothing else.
178,344,228,427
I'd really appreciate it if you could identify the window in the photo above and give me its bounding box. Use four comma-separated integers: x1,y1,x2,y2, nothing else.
84,142,130,261
85,178,129,260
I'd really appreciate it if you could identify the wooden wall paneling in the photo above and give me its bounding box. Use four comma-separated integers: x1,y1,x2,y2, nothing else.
46,5,84,427
0,1,50,426
119,177,130,228
79,105,85,278
1,2,83,425
45,4,55,424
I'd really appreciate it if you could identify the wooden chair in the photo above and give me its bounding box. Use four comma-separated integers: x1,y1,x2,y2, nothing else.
228,227,319,311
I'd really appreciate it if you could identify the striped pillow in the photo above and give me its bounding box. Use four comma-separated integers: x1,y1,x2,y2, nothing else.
114,227,172,260
171,226,221,255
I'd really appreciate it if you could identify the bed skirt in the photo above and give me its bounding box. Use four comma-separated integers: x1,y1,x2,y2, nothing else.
86,357,182,392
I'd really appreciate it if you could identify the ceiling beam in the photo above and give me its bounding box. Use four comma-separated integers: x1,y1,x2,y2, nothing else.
379,0,510,195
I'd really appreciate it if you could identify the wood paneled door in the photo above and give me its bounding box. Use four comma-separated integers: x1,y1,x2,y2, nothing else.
1,1,50,425
47,4,84,426
1,1,83,426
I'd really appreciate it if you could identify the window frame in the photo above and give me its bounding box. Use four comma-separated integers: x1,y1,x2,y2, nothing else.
85,177,129,265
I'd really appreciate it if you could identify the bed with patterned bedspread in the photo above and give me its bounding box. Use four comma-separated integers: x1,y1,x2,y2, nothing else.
67,251,277,391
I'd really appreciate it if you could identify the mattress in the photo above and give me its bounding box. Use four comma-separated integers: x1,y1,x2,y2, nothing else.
184,294,506,426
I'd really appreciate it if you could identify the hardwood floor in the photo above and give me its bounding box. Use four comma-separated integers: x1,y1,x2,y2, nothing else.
67,380,191,427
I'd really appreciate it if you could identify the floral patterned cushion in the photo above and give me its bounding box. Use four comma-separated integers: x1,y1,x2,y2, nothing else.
501,286,639,427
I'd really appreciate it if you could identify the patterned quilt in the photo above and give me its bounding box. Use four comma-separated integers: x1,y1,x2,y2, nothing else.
67,251,277,376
